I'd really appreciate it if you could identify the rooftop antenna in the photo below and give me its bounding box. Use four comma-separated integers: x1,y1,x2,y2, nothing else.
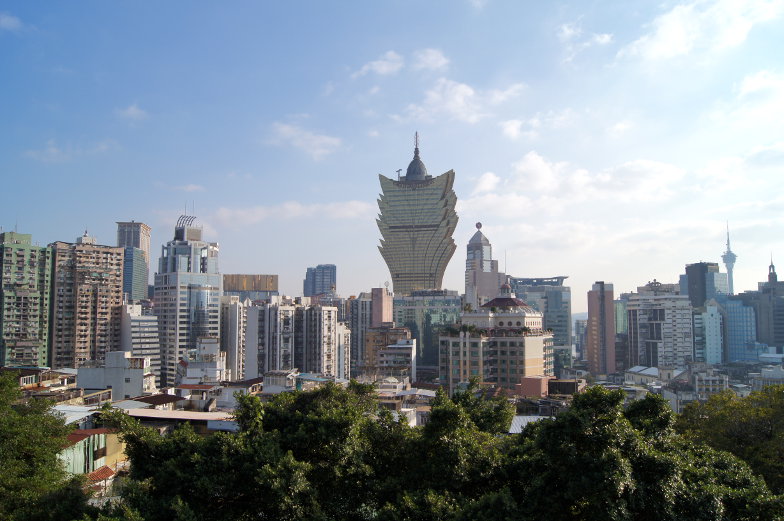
396,168,402,180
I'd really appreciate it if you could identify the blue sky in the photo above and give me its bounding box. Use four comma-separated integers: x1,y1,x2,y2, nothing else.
2,1,783,312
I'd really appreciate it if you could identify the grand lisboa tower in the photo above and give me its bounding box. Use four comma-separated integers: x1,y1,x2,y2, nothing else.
376,135,459,295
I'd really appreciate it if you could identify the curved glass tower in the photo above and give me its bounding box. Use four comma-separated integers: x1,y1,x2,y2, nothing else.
377,137,458,295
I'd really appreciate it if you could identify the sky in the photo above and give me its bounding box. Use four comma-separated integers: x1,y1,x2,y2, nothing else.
1,1,783,313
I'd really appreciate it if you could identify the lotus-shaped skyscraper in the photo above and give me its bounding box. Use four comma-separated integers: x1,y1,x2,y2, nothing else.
377,137,458,295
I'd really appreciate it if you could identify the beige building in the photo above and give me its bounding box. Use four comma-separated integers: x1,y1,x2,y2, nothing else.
50,234,124,368
439,284,553,394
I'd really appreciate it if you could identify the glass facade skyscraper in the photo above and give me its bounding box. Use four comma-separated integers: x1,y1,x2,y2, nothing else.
154,216,222,386
377,137,458,295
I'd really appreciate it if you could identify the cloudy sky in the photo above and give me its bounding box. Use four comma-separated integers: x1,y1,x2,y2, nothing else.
2,1,783,312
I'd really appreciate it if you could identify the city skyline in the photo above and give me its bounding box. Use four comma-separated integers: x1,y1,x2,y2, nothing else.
2,2,783,312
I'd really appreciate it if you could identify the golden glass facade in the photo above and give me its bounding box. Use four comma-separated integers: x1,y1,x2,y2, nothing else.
377,167,458,295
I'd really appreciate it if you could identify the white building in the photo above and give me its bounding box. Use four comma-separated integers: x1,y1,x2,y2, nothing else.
245,296,349,379
77,351,157,400
693,302,724,365
220,295,249,380
751,365,784,390
627,293,694,369
119,303,162,387
176,337,230,385
154,216,222,387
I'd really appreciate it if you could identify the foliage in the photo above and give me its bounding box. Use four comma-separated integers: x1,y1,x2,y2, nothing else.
0,372,93,521
676,385,784,494
94,383,783,520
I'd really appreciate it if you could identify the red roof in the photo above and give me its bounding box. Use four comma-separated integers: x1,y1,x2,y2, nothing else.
87,465,115,482
65,428,113,446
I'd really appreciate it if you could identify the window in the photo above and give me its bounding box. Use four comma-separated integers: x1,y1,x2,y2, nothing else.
124,378,131,383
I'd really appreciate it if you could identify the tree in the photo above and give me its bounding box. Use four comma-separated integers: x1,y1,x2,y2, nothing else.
0,372,92,521
677,385,784,494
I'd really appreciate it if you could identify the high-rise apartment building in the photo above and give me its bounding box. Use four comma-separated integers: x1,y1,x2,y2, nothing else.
119,302,162,386
363,323,412,379
586,281,615,375
303,264,336,297
465,223,505,309
439,284,553,394
50,233,124,368
627,293,693,369
508,276,572,349
245,296,349,379
737,262,784,353
154,216,222,386
116,221,151,270
377,137,458,295
0,232,52,367
692,301,723,365
220,295,249,380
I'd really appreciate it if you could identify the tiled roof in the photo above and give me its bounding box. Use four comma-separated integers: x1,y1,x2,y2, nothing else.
87,465,115,482
176,384,216,390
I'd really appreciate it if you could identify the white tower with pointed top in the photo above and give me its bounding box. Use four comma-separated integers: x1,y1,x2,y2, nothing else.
722,224,737,294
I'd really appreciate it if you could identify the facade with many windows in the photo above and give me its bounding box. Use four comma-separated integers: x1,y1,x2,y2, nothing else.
439,284,553,394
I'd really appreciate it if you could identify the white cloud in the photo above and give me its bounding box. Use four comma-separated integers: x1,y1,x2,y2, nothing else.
709,69,784,129
412,48,450,70
472,172,501,195
607,120,633,137
214,200,374,226
351,51,404,79
269,123,342,160
468,0,489,9
558,21,613,61
175,184,205,192
0,12,21,31
116,104,148,121
499,109,574,139
368,130,380,138
24,139,117,163
618,0,783,60
403,78,525,123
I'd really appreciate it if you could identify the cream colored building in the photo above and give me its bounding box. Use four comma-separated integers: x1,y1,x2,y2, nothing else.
439,284,553,394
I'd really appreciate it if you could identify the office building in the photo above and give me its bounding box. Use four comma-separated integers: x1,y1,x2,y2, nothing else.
223,274,279,302
347,287,394,375
679,262,728,308
50,233,124,369
303,264,336,297
586,281,615,375
122,247,148,302
154,216,222,387
627,293,693,369
393,289,462,370
508,276,572,349
716,295,763,362
439,284,553,394
116,221,151,270
0,232,52,367
119,303,162,387
737,261,784,353
245,296,349,379
465,223,505,309
377,136,458,295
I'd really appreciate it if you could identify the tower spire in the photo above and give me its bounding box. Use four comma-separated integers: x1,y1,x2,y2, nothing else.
722,222,738,294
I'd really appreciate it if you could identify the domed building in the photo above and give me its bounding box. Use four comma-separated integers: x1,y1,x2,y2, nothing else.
439,284,554,394
376,134,458,296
